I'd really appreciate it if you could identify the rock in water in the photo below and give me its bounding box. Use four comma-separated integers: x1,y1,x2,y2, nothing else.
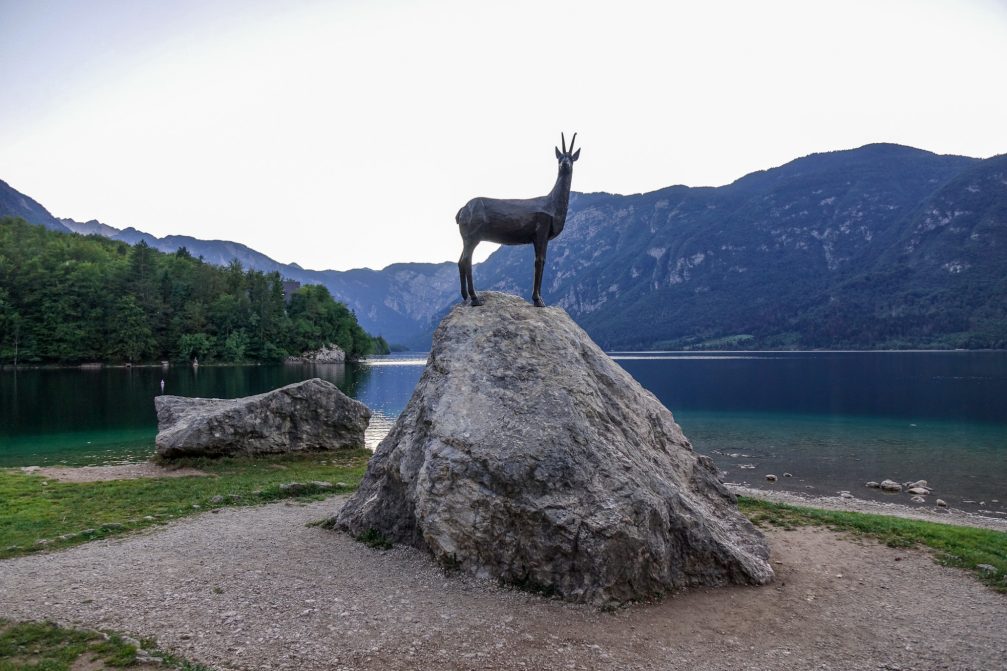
331,292,773,605
285,343,346,364
155,378,369,459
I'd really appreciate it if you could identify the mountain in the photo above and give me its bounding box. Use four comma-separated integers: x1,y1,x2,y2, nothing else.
59,217,121,238
0,180,70,232
3,142,1005,349
472,144,1006,349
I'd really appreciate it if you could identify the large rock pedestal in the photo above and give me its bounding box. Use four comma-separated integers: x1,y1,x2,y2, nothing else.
155,378,369,459
332,293,772,605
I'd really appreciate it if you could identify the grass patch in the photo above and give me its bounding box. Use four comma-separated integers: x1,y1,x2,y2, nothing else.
739,496,1007,592
0,450,370,560
0,619,213,670
355,528,393,550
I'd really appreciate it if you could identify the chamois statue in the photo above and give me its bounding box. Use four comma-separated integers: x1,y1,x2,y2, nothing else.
456,132,580,307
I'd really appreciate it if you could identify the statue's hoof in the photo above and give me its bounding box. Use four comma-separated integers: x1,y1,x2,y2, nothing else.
470,297,484,307
533,298,546,308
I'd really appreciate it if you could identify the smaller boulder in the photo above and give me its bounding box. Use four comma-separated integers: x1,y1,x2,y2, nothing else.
907,480,928,489
766,474,778,482
910,495,926,503
155,378,369,459
865,481,880,489
907,487,931,495
936,499,948,508
879,480,902,492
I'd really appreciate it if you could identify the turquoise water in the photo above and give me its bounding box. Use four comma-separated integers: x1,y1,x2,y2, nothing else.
1,352,1005,513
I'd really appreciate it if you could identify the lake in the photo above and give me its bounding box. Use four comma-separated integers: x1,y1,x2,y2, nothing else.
1,351,1005,515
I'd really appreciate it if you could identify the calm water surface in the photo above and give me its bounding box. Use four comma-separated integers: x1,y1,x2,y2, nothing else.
1,352,1005,514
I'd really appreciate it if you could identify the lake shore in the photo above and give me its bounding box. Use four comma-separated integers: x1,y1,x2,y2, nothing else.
729,484,1007,533
3,458,1004,669
18,460,1007,533
15,457,1007,534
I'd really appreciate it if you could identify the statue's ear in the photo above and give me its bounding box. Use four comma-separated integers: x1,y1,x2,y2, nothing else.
555,146,562,160
571,148,581,162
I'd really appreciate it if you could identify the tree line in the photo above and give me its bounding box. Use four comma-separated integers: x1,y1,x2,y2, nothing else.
0,217,389,365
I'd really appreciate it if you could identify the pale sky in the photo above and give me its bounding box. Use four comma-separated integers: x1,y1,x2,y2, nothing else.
2,0,1006,271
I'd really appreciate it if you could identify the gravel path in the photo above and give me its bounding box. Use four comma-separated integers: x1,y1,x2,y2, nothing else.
1,496,1004,671
20,463,209,483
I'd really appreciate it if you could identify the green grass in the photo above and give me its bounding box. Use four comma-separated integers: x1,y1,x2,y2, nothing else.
739,496,1007,592
0,450,370,560
354,527,393,550
0,619,212,670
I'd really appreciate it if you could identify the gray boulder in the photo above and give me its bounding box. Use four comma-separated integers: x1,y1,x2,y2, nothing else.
329,292,773,606
880,479,903,492
155,378,369,459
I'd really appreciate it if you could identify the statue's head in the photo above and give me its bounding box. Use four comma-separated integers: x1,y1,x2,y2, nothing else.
554,132,580,173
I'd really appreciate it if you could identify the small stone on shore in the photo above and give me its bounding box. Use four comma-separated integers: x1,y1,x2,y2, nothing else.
936,499,947,508
766,474,778,482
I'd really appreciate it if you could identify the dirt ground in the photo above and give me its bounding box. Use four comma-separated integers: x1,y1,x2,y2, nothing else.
19,463,208,483
1,496,1004,671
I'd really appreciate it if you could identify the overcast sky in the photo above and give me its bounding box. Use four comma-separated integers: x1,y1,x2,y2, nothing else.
2,0,1006,271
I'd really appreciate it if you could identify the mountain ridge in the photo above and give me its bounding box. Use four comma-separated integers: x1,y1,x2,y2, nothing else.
0,179,71,233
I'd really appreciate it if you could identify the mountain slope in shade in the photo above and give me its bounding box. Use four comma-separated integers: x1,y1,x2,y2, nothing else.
796,153,1007,347
475,144,1004,349
0,180,70,232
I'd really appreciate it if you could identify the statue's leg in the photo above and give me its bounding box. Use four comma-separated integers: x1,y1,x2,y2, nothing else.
532,234,548,308
458,252,468,301
462,239,482,306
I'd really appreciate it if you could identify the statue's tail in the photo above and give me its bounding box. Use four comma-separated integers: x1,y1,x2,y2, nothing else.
456,201,475,228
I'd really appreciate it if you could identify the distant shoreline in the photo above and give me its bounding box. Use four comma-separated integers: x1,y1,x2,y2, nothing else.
3,348,1005,371
0,360,350,371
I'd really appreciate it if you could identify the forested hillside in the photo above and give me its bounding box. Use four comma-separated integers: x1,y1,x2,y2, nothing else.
0,217,387,364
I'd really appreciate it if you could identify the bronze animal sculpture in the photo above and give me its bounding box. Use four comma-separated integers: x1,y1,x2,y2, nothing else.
456,132,580,307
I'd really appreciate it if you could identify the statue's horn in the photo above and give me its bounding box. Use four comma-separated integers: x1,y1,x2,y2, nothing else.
561,132,567,154
569,132,577,154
